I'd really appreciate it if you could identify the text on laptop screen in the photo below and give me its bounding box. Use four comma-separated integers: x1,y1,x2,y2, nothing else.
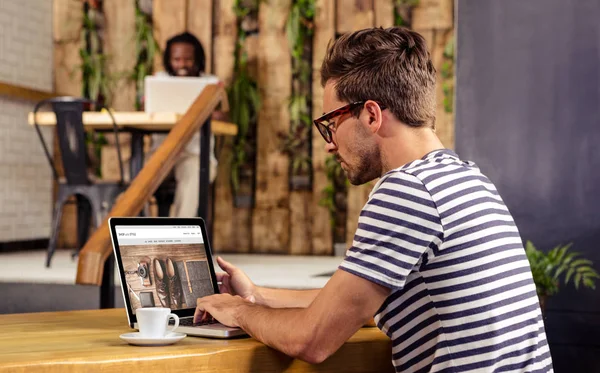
115,225,215,314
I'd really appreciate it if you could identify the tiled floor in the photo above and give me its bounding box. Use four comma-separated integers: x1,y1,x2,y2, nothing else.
0,250,342,289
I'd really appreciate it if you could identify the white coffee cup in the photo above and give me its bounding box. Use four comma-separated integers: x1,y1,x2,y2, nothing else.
136,307,179,338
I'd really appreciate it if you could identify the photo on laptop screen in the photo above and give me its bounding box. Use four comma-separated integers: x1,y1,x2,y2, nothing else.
114,225,215,313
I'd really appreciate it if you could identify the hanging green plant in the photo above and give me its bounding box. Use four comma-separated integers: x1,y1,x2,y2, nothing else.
394,0,419,27
229,0,261,200
441,37,454,113
132,1,160,110
79,3,110,177
283,0,315,189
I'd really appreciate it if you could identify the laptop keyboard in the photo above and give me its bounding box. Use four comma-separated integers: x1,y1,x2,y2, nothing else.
178,317,219,327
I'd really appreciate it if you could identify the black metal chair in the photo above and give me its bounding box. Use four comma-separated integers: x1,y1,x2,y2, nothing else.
33,97,127,267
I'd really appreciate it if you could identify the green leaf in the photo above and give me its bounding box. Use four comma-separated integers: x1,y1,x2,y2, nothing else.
575,272,582,289
570,259,593,269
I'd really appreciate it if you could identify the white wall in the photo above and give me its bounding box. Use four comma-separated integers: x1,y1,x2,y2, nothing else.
0,0,54,242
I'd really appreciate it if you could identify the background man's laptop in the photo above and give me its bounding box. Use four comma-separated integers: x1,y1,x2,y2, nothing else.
144,75,220,114
109,217,246,338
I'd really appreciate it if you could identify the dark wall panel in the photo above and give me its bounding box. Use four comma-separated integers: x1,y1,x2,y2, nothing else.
456,1,600,371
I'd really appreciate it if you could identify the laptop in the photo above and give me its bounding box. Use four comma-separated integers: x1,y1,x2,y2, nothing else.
109,217,247,338
144,75,220,114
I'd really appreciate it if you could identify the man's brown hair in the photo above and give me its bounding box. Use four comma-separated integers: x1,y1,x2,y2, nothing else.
321,27,436,128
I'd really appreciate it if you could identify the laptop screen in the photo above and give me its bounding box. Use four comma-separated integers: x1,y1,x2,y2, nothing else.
114,224,216,314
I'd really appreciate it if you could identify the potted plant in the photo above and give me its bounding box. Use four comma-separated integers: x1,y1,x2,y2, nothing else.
524,240,599,315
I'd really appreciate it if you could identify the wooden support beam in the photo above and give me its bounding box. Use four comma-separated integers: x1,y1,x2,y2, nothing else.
252,0,292,253
187,0,213,73
374,0,394,28
152,0,187,72
311,0,336,255
336,0,374,34
103,0,136,111
76,85,226,286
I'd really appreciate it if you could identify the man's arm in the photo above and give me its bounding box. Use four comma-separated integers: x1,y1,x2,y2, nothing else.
196,269,390,364
216,257,320,308
254,287,320,308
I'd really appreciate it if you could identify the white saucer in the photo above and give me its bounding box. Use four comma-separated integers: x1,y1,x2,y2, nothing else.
120,332,187,346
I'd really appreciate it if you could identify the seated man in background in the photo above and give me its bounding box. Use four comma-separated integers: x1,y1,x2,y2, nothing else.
152,32,219,217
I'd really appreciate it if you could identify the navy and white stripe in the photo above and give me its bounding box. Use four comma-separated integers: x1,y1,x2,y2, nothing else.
340,149,552,373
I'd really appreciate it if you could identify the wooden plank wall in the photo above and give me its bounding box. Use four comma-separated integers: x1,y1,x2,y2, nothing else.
53,0,454,255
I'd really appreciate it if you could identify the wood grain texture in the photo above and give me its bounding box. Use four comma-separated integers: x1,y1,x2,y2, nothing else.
121,244,207,309
187,0,213,73
252,0,292,253
53,0,83,42
412,0,453,31
152,0,187,72
311,0,335,255
76,85,226,286
0,309,394,373
336,0,374,34
289,191,312,255
374,0,395,28
28,112,237,135
103,0,136,111
212,0,237,85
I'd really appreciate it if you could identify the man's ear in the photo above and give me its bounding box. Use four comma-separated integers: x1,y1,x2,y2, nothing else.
364,100,383,134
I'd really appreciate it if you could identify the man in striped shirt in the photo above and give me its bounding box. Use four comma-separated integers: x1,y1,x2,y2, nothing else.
194,27,552,372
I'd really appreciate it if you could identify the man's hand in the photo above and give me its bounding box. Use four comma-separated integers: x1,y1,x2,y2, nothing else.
216,257,256,303
193,293,250,327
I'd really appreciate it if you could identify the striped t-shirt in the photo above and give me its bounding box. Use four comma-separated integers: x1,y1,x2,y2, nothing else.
340,149,552,373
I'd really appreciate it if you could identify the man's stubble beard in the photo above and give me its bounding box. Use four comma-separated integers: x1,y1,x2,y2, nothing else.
346,144,382,186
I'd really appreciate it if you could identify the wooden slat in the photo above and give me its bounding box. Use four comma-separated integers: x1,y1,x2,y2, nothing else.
412,0,453,31
76,85,226,286
336,0,374,34
103,0,136,111
187,0,213,73
311,0,336,255
0,309,394,373
212,0,237,85
211,0,245,253
432,28,455,149
152,0,187,72
336,0,377,248
53,0,82,42
28,112,237,135
53,0,84,250
289,191,312,255
252,0,293,253
374,0,395,28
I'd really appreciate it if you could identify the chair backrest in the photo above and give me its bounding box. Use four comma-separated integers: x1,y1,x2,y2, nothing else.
51,99,91,185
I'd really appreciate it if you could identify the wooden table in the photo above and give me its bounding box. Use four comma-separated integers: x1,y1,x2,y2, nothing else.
0,309,394,373
27,111,238,135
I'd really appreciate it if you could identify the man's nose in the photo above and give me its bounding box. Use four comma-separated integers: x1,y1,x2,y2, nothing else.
324,141,337,154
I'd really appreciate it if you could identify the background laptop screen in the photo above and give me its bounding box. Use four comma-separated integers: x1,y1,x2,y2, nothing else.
114,225,215,314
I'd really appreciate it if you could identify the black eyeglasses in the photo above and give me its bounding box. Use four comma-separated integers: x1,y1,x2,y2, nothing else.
313,101,386,143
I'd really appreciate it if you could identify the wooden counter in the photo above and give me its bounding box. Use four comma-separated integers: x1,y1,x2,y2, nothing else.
28,111,238,135
0,309,393,373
